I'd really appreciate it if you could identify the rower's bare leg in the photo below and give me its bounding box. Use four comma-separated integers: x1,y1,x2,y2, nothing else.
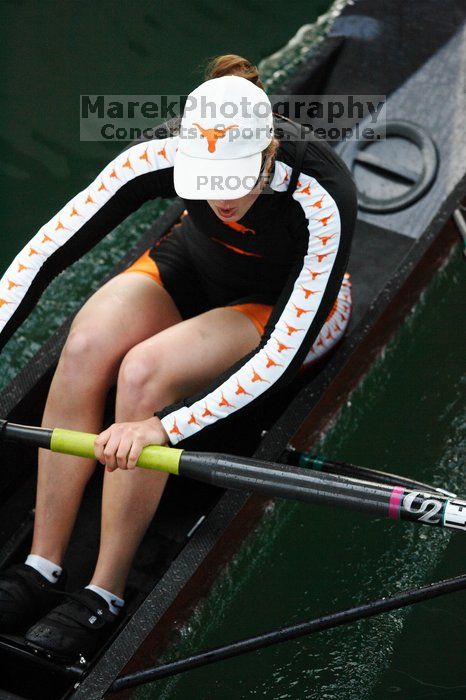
90,308,261,598
30,274,182,565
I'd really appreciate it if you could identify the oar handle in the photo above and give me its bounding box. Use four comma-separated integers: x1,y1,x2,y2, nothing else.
51,428,183,474
0,422,182,475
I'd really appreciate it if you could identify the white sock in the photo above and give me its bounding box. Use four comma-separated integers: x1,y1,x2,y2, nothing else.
25,554,62,583
85,584,124,615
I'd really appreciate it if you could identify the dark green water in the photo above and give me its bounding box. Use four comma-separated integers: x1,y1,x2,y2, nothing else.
2,3,465,699
134,249,466,700
0,0,330,265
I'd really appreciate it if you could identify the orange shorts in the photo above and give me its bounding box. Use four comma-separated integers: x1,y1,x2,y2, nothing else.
122,248,272,336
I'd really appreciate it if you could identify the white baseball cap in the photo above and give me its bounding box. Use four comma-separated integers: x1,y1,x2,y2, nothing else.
173,75,274,200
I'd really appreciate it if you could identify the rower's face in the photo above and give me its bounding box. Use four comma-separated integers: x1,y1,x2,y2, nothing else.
207,152,274,222
208,189,260,222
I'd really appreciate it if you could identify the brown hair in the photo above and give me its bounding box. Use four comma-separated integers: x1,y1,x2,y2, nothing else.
204,54,265,90
204,54,279,167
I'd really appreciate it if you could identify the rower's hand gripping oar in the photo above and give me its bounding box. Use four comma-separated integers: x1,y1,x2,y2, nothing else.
1,420,465,534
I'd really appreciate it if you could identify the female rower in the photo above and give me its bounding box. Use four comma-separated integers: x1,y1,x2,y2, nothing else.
0,55,357,659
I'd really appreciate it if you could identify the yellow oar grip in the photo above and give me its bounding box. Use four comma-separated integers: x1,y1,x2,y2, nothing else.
50,428,182,475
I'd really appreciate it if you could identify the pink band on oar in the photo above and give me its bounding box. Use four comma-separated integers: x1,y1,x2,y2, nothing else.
388,486,405,519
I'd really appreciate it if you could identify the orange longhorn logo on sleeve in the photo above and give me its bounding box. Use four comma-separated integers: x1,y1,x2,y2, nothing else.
315,213,334,227
292,303,313,318
275,338,294,353
298,182,312,195
193,123,239,153
251,367,270,383
157,146,169,162
219,392,235,408
123,157,134,172
8,279,22,290
140,147,152,165
0,298,13,308
169,418,183,437
235,379,252,396
28,246,44,257
188,413,199,426
316,233,336,246
55,219,70,233
265,353,282,368
312,252,332,264
301,285,318,299
307,194,325,209
202,403,213,418
283,322,304,336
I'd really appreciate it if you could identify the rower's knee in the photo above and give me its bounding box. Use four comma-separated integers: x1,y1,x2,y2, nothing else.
59,326,115,380
118,342,173,404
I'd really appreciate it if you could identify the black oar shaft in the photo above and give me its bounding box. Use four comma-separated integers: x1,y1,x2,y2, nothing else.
110,573,466,692
180,452,466,532
288,448,456,497
182,452,394,512
2,420,465,533
0,419,52,449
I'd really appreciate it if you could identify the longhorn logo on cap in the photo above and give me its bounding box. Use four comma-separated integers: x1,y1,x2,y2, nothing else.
193,123,239,153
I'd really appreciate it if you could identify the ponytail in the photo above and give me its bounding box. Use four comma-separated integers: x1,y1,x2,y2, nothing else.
204,54,265,90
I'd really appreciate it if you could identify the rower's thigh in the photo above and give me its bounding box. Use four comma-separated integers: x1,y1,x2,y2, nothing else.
120,307,261,399
61,272,182,382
